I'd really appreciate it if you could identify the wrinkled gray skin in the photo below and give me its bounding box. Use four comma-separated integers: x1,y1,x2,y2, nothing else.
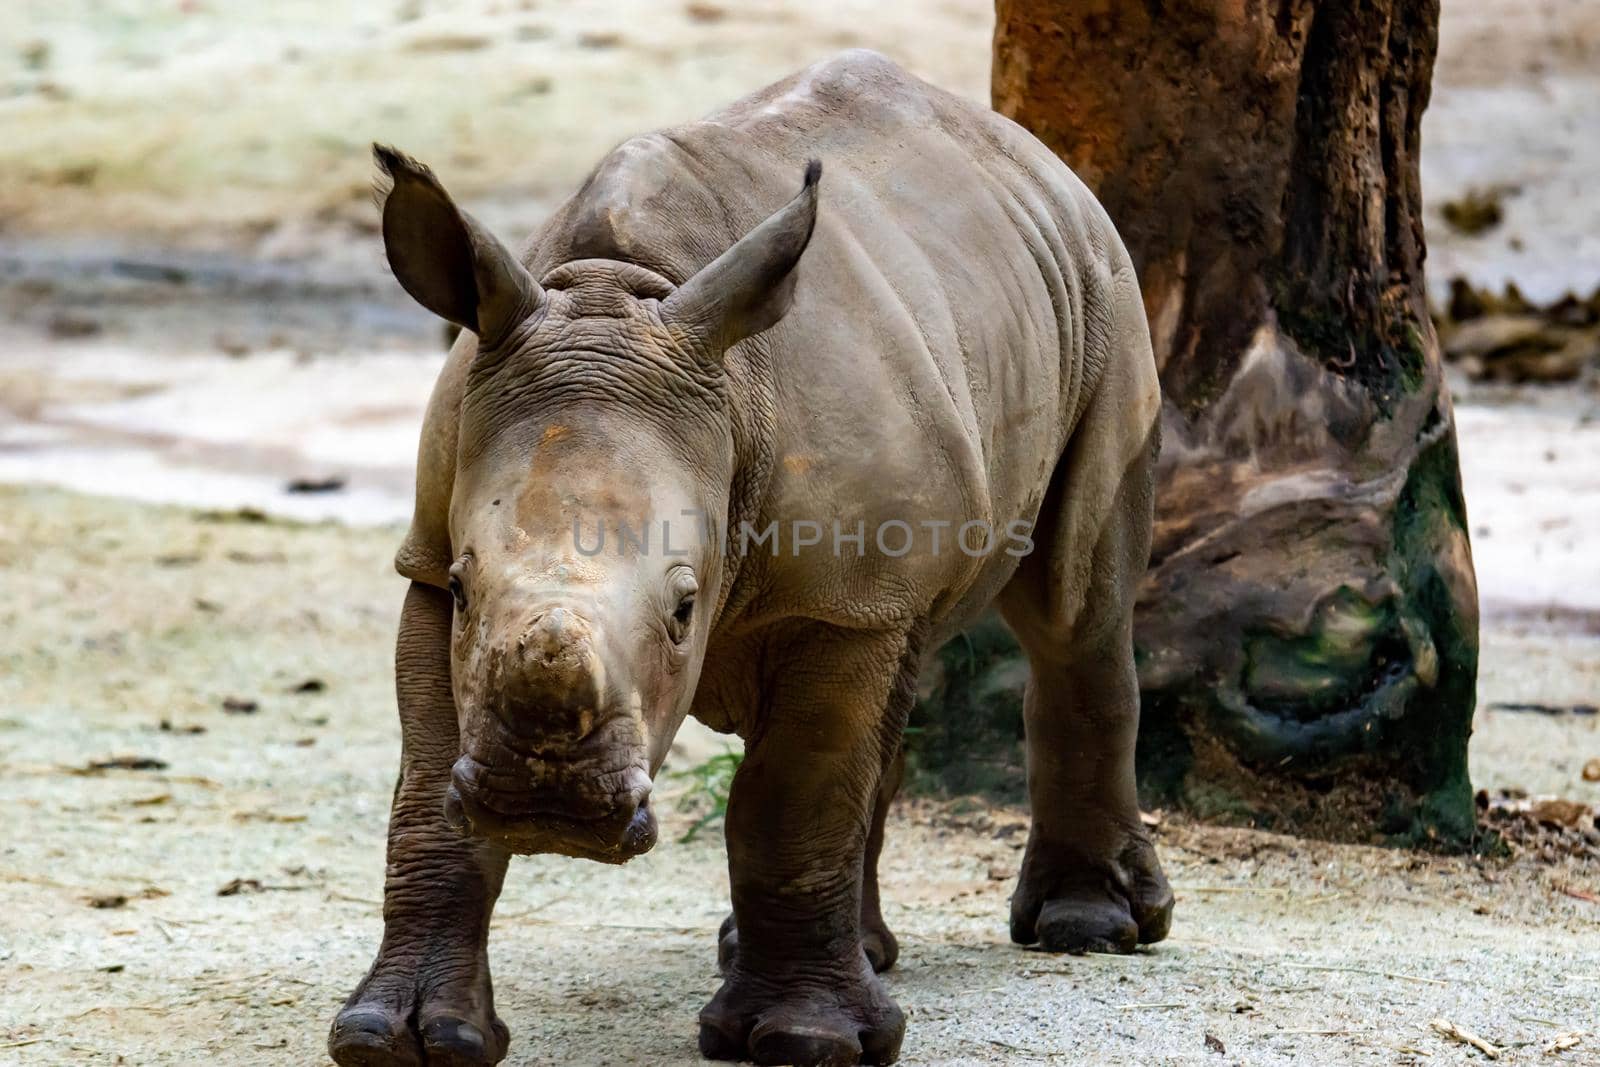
329,51,1171,1067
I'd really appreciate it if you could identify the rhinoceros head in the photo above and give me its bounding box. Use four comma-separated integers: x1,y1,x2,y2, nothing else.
373,145,819,862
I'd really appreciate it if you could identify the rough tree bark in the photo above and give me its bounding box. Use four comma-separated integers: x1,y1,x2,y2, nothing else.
912,0,1480,845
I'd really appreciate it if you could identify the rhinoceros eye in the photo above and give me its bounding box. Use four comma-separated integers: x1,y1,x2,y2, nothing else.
667,570,698,644
668,598,694,639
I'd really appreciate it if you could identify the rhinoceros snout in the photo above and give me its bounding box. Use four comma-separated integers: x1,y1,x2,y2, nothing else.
481,605,613,745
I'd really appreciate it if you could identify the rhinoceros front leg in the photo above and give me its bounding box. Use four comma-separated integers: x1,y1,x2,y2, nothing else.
330,582,511,1067
699,625,910,1067
717,746,906,976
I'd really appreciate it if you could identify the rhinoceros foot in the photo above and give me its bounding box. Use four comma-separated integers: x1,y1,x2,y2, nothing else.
1008,829,1173,955
717,911,898,975
698,957,904,1066
329,968,509,1067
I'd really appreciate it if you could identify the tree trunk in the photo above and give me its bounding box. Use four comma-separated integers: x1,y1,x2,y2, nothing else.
932,0,1479,844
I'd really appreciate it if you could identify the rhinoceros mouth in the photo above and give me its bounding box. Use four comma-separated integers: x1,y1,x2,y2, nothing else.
444,754,657,863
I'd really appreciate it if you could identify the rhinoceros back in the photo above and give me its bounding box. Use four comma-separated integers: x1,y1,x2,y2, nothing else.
398,50,1154,630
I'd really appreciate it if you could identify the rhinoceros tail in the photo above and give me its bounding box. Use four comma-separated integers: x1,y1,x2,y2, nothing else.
803,157,823,189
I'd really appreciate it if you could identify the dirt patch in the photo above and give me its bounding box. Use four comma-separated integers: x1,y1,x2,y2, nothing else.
1,487,1596,1065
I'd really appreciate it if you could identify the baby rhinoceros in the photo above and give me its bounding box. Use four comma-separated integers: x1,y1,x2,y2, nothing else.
331,49,1173,1067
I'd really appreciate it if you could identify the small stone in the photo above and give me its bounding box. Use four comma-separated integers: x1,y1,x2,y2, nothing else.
405,32,492,52
48,312,102,339
21,39,51,71
576,30,623,48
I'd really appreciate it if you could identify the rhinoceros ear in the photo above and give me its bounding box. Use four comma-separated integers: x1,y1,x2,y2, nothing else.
373,144,542,345
662,159,821,356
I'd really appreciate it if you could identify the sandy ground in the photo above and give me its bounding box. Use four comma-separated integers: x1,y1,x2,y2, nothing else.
2,0,1599,1064
0,487,1595,1067
1,0,1596,300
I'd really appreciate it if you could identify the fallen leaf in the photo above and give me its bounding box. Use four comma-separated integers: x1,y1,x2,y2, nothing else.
222,697,258,715
1204,1033,1226,1054
87,894,128,909
285,475,346,494
1529,798,1589,827
1583,758,1600,783
1543,1032,1583,1053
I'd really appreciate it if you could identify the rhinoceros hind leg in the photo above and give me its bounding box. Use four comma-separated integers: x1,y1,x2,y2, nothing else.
858,745,905,972
1006,814,1173,954
995,633,1175,955
998,409,1172,956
